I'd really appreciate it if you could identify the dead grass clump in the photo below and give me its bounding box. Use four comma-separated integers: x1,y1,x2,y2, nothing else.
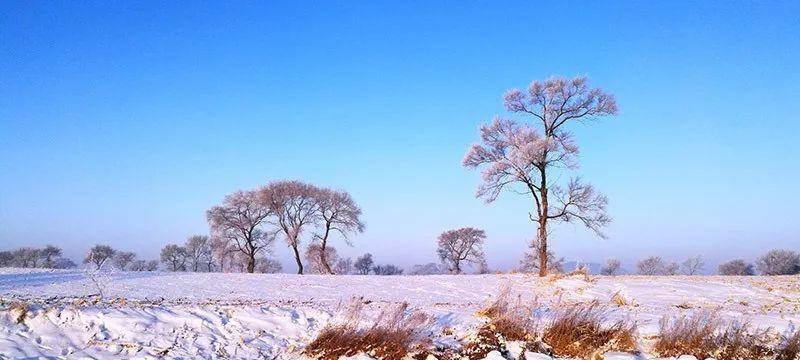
8,301,29,324
654,313,781,360
304,299,431,360
653,313,720,359
475,286,536,341
542,302,637,360
776,327,800,360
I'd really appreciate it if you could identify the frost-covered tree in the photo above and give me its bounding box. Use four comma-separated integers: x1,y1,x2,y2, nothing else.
260,180,320,275
305,243,340,274
39,245,62,268
664,261,679,275
52,257,76,269
312,188,365,274
718,259,755,276
637,256,670,275
756,249,800,275
337,258,354,275
518,237,564,274
185,235,212,272
254,256,282,273
463,76,616,277
207,190,274,273
410,263,444,275
600,258,621,276
373,264,404,275
681,256,704,275
112,251,136,270
354,253,374,275
83,245,116,270
210,236,237,272
13,247,41,268
0,251,12,267
160,244,188,271
436,227,487,274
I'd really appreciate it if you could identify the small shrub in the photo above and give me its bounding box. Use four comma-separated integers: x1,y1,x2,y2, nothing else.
542,302,637,359
304,299,431,360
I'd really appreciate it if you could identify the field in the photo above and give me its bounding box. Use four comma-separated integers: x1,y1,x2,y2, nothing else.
1,268,799,359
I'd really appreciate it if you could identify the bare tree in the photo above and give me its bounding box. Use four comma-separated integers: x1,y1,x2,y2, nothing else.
410,263,444,275
160,244,188,271
112,251,136,271
260,180,320,274
718,259,755,276
436,227,486,274
0,251,12,267
207,190,274,273
39,245,62,268
518,237,564,274
83,245,116,270
129,260,148,271
13,247,40,268
637,256,668,275
254,256,282,273
664,261,679,275
354,253,374,275
373,264,404,275
600,258,621,276
333,257,353,275
305,243,340,274
756,249,800,275
185,235,212,272
463,76,616,277
312,188,365,274
210,236,236,272
681,256,704,275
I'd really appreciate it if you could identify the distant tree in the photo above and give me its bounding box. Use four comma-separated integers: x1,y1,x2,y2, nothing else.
112,251,136,271
83,245,116,270
436,227,487,274
160,244,188,271
373,264,404,275
145,260,159,271
185,235,212,272
311,188,365,274
207,190,274,273
210,236,236,272
52,257,76,269
718,259,755,276
259,180,320,275
682,256,705,275
334,257,353,275
14,247,41,268
410,263,444,275
464,76,616,277
254,256,282,273
305,243,341,274
354,253,374,275
519,238,564,274
129,260,148,271
600,259,621,276
0,251,13,267
39,245,62,268
636,256,678,275
756,249,800,275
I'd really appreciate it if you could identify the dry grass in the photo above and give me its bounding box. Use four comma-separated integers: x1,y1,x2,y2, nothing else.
475,286,536,341
653,313,789,360
8,301,29,324
541,302,638,359
776,327,800,360
303,299,431,360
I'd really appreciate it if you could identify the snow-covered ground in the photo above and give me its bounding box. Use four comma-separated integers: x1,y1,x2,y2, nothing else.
1,268,798,359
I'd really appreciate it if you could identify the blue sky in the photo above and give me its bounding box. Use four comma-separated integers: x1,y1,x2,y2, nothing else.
2,1,799,272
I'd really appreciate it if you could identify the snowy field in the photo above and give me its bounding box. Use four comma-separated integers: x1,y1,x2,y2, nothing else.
1,268,799,359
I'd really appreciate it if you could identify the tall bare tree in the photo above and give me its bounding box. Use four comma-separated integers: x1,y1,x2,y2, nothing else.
185,235,212,272
436,227,487,274
312,188,365,274
682,256,705,275
207,190,274,273
464,76,616,276
259,180,320,274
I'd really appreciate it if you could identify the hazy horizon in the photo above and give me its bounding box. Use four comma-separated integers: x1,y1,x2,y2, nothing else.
2,1,799,272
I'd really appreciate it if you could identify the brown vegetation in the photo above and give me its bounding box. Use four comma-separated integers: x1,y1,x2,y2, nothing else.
541,302,637,359
304,300,431,360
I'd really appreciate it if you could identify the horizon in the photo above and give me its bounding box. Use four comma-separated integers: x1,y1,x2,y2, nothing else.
2,1,799,273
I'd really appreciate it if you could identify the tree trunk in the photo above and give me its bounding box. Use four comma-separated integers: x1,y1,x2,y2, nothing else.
292,244,304,274
538,171,549,277
320,241,334,274
246,253,255,273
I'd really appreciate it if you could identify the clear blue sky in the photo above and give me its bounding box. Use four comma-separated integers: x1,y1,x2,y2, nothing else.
2,1,799,272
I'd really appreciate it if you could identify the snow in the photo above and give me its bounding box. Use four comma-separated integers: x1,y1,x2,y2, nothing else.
1,268,798,359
